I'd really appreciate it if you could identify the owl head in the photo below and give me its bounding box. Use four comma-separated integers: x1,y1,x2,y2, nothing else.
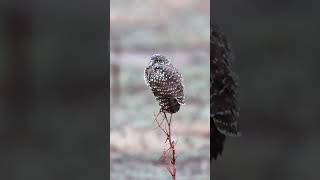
148,54,171,67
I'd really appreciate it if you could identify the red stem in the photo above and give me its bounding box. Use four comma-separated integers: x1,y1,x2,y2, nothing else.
156,112,176,180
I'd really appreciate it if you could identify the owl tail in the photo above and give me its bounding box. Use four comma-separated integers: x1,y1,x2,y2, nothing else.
213,113,241,137
211,124,226,160
165,97,180,114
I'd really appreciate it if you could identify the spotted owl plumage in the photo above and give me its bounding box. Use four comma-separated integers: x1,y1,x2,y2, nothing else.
144,54,185,114
211,23,241,160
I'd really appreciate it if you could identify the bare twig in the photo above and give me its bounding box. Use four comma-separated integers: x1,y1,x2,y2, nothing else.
154,111,177,180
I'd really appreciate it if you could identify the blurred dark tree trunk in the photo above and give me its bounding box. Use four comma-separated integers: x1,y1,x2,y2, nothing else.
3,3,32,142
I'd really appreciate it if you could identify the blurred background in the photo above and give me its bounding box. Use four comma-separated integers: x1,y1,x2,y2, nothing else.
0,1,107,179
213,0,320,180
110,0,210,179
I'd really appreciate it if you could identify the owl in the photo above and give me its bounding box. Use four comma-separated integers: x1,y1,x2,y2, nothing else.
211,23,241,160
144,54,185,114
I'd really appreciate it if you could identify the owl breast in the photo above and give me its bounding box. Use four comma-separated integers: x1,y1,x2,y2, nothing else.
144,65,185,114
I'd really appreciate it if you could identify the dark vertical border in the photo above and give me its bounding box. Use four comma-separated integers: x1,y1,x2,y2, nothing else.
210,1,214,179
106,0,111,179
1,0,109,179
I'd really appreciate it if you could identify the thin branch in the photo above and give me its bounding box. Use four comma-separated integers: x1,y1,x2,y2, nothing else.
154,111,177,180
154,112,168,135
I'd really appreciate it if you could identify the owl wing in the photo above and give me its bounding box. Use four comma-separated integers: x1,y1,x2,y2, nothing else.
211,24,241,137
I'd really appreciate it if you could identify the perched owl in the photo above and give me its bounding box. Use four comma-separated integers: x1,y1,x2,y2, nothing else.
211,23,241,160
144,54,185,114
